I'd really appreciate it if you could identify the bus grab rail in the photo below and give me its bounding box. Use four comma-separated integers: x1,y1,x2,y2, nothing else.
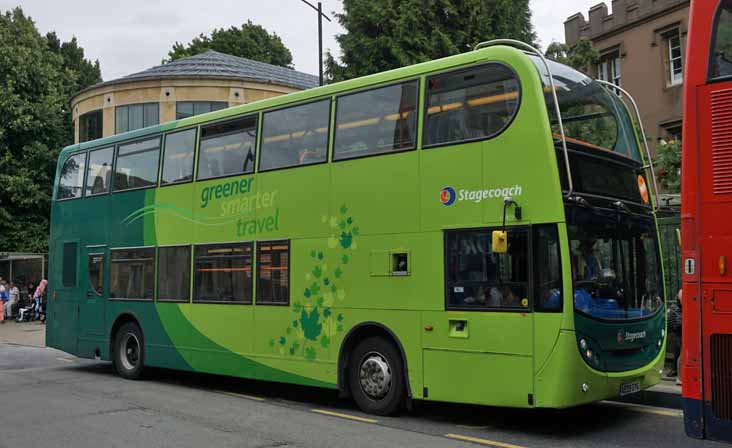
594,80,661,213
473,39,575,199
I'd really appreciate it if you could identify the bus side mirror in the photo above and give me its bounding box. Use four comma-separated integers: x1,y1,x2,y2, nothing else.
492,230,508,253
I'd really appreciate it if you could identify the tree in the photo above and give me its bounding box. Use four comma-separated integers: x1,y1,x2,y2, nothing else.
656,139,682,193
0,8,101,253
167,21,293,68
545,38,599,73
325,0,537,81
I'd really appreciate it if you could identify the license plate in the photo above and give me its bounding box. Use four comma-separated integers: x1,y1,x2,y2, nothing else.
619,381,641,396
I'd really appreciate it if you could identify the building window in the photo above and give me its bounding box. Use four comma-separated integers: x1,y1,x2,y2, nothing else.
116,103,159,134
114,137,161,191
260,100,330,171
176,101,228,120
197,116,257,180
424,63,520,147
110,248,154,300
597,51,622,87
57,152,87,200
157,245,191,302
79,110,103,143
257,240,290,305
444,228,529,310
333,81,418,160
660,121,683,142
85,147,113,196
664,29,683,86
193,243,253,303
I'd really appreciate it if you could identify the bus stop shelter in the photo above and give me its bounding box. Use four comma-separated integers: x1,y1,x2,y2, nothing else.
0,252,47,289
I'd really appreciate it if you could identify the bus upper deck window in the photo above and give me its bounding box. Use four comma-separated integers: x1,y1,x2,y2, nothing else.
424,63,520,148
710,0,732,79
114,137,161,191
57,152,87,200
85,146,113,196
198,116,257,180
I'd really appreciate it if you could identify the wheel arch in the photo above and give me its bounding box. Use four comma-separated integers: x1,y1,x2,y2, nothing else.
337,322,412,399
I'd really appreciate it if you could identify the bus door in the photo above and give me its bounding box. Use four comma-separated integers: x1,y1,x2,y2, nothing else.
422,227,534,407
80,246,107,339
48,240,81,355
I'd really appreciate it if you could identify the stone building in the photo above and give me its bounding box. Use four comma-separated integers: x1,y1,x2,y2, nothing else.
71,50,319,143
565,0,690,147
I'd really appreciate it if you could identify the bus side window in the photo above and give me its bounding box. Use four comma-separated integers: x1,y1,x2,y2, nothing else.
445,229,529,310
424,63,520,148
333,81,418,160
198,116,257,181
62,242,78,287
161,128,196,185
710,0,732,80
114,137,161,191
533,225,563,312
260,100,330,171
85,147,113,196
256,240,290,305
57,152,87,200
109,248,154,300
193,243,253,304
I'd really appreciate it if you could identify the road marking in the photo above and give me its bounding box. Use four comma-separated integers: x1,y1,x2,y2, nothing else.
55,357,74,363
601,401,682,417
445,433,527,448
216,391,265,402
311,409,378,423
456,425,491,430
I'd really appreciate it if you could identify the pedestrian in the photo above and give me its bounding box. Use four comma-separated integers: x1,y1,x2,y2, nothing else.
0,280,7,323
668,289,683,385
32,279,47,321
5,282,19,320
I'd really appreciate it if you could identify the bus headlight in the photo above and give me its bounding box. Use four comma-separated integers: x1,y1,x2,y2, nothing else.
661,328,665,338
586,349,593,359
580,339,588,350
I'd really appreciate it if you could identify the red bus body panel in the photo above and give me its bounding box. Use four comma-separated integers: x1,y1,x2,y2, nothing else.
683,0,732,441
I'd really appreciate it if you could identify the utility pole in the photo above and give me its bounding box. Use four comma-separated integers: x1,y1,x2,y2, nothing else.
299,0,331,86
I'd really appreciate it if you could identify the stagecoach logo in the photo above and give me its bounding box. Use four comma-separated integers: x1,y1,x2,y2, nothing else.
439,185,524,206
617,329,647,344
440,187,457,206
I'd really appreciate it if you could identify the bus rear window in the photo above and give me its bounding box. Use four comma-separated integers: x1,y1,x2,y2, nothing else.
424,63,520,147
333,81,418,160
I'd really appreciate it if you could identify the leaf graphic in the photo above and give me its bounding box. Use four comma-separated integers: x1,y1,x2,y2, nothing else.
320,335,330,348
339,219,346,230
317,251,324,260
286,327,292,335
342,254,349,264
323,307,332,318
310,282,321,296
292,319,298,328
305,346,317,361
279,336,286,346
337,313,344,322
334,267,343,278
347,217,353,225
300,308,322,341
304,288,312,298
340,205,348,214
312,266,322,278
293,302,303,313
339,232,352,249
352,227,360,236
310,250,316,258
323,277,330,286
269,339,275,347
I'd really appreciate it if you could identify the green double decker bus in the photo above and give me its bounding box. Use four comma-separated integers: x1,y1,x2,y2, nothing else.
48,41,667,415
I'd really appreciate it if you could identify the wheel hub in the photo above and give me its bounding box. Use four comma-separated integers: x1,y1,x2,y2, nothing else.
120,333,140,371
359,352,392,399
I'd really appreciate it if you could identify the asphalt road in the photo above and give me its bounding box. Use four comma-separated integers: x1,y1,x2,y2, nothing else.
0,343,724,448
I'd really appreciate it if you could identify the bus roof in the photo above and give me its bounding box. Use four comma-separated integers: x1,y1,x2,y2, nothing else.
60,45,529,158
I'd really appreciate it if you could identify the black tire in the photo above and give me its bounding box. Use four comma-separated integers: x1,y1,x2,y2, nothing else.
348,337,406,415
112,322,145,380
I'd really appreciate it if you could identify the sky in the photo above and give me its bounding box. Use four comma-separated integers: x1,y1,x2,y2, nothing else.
2,0,593,81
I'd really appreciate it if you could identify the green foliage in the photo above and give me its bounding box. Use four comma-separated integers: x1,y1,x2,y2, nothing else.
326,0,537,81
166,21,293,68
0,8,101,252
656,139,682,193
545,38,599,73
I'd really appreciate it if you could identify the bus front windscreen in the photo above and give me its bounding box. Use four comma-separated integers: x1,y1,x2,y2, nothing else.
529,56,642,162
567,206,663,321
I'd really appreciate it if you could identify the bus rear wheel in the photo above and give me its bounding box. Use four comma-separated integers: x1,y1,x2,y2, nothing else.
348,337,405,415
113,322,145,380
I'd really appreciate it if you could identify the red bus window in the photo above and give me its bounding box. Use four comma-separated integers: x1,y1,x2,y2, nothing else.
710,0,732,79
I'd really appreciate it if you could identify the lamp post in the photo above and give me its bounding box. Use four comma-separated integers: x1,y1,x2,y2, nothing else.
299,0,331,86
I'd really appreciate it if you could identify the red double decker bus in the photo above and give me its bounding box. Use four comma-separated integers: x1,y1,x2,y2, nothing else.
683,0,732,441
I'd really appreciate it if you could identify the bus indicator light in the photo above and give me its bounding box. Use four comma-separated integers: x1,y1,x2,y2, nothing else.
637,175,649,204
720,256,727,276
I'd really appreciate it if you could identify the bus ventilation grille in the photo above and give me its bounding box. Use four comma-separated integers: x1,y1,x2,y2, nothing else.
711,333,732,420
711,88,732,195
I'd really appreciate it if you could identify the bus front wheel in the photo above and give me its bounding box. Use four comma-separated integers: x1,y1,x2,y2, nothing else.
113,322,145,380
348,337,405,415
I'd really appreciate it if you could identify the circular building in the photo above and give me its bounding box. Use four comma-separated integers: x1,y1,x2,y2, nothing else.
71,50,319,143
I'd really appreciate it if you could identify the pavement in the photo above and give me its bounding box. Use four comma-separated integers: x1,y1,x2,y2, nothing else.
0,319,46,348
